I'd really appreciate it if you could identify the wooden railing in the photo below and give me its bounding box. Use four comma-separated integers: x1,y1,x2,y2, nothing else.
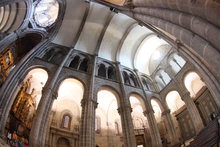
187,117,220,147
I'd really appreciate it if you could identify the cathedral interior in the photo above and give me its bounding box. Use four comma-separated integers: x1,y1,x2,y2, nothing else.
0,0,220,147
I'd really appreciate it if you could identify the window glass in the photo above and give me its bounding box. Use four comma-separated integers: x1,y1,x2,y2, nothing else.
34,0,59,27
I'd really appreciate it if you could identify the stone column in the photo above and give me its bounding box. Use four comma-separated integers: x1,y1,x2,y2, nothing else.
164,65,176,79
79,98,97,147
134,69,162,146
144,109,162,147
179,90,204,133
116,62,136,147
117,105,136,147
161,109,179,145
29,48,73,147
79,55,97,147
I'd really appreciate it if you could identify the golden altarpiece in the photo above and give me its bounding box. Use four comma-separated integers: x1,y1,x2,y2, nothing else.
6,76,37,139
0,47,14,86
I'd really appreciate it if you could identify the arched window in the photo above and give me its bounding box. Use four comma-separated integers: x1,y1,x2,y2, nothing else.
50,51,66,64
79,58,88,72
130,74,138,87
107,66,115,80
98,64,106,78
142,78,149,90
146,78,154,91
155,74,165,91
169,53,186,74
155,70,171,90
61,114,71,129
123,71,130,84
69,56,80,69
160,70,171,85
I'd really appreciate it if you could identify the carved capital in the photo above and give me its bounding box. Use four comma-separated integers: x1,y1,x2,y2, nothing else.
117,106,132,114
162,109,171,116
143,109,154,116
180,91,191,101
81,98,98,108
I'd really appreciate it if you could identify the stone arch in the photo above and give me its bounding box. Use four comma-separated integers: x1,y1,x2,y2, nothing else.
49,78,84,139
122,71,130,84
150,97,165,113
2,67,49,141
97,63,106,78
57,137,70,147
122,69,139,87
55,78,84,101
95,86,124,146
154,69,171,90
165,91,185,113
129,73,138,87
141,75,154,91
96,86,121,107
79,57,88,72
167,52,186,74
52,75,87,96
69,55,80,69
183,71,206,97
0,32,44,83
43,46,69,63
97,60,116,80
107,66,116,80
150,98,163,122
129,93,146,112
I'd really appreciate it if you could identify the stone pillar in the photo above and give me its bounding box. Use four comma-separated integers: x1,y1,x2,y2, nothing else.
134,69,162,147
116,62,136,147
79,98,97,147
79,55,97,147
144,109,162,147
29,48,73,147
164,65,176,79
117,105,136,147
179,90,204,133
161,109,179,145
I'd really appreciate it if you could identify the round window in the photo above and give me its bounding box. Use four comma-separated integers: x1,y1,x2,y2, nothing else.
34,0,59,27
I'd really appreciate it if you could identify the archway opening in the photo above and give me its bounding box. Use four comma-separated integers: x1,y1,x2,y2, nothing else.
184,72,219,125
6,68,48,146
48,78,84,146
0,33,43,86
95,88,123,147
184,72,206,98
129,94,150,147
166,91,185,113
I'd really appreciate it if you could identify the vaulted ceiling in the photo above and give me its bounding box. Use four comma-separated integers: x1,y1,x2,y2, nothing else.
52,1,172,75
